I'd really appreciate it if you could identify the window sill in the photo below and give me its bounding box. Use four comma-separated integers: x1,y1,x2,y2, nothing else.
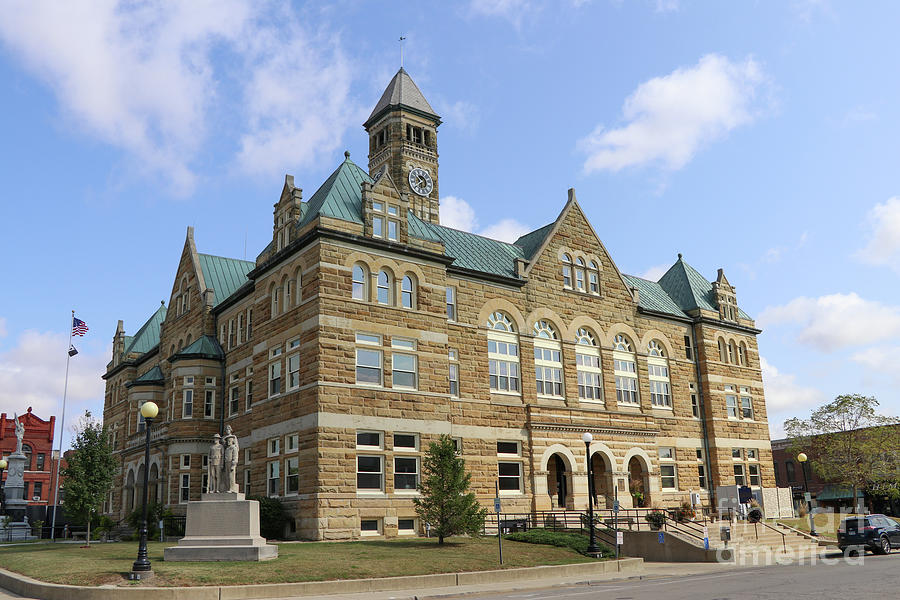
357,491,386,496
393,490,420,496
498,490,523,496
536,394,565,400
490,390,522,397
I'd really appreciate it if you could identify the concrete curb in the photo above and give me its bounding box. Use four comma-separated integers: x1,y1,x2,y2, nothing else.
0,558,643,600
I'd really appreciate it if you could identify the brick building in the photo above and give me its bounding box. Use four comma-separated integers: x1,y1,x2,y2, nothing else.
102,68,775,539
0,408,61,508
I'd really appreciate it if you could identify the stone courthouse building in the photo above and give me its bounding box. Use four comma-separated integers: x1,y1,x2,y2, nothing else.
102,69,774,539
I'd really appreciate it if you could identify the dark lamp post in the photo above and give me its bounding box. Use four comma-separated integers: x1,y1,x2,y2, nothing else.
797,453,818,536
132,401,158,577
582,432,601,556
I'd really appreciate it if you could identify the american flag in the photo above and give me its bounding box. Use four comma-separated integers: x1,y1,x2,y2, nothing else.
72,317,89,337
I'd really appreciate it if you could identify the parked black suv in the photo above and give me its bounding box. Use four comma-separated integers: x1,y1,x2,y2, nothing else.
838,514,900,555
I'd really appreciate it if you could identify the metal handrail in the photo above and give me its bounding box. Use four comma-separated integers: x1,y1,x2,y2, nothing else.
755,520,788,552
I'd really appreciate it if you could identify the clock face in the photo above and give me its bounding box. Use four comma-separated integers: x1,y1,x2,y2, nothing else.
408,167,433,197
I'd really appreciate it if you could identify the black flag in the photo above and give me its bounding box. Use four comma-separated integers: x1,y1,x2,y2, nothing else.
68,345,78,357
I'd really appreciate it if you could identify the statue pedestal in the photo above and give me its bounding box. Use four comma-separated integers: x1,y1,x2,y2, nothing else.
4,452,28,523
163,494,278,562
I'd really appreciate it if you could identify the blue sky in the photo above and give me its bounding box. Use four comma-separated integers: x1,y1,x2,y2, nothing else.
1,0,898,447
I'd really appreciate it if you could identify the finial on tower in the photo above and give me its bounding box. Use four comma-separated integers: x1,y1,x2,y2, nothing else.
344,150,351,159
399,36,406,68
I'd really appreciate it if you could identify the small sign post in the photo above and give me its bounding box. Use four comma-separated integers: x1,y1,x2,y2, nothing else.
495,481,503,565
658,531,665,544
613,484,619,560
703,525,709,550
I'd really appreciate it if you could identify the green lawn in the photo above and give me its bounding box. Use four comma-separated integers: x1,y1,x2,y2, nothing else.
0,537,595,587
777,512,862,537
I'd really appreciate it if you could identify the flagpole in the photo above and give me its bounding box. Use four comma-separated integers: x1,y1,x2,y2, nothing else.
50,310,74,541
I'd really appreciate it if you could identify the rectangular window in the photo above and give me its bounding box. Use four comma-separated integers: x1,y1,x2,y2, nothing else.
269,361,281,396
181,454,191,469
357,348,383,386
387,220,398,241
488,338,520,393
288,354,300,389
183,389,194,418
285,457,299,495
360,519,381,535
449,350,459,397
36,453,45,471
373,216,384,238
398,518,416,535
244,469,251,495
357,431,383,449
726,394,738,418
650,380,672,408
137,412,146,433
202,473,209,494
246,379,254,411
658,447,674,460
393,433,418,451
497,441,521,456
660,464,677,489
732,448,743,459
698,464,707,489
392,352,417,390
228,319,235,348
238,313,244,344
498,462,522,492
33,481,43,499
741,396,754,420
230,386,240,416
614,356,638,404
747,448,758,460
446,287,456,320
268,438,280,456
285,433,299,453
734,464,746,486
748,464,760,486
394,456,419,491
267,461,280,496
180,474,190,503
690,384,699,418
576,352,603,401
288,337,300,350
684,335,692,360
534,346,563,397
204,389,214,418
357,456,383,491
247,308,253,339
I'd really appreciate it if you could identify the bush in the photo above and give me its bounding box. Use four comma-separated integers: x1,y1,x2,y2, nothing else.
91,515,116,540
506,528,612,557
674,502,695,522
645,509,667,529
248,496,289,539
126,502,171,539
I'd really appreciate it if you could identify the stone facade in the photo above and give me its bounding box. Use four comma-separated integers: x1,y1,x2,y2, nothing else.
102,69,774,540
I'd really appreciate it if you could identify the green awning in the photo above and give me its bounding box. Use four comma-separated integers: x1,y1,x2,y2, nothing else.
816,484,864,501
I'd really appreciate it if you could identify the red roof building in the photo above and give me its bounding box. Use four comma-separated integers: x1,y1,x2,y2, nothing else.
0,407,62,506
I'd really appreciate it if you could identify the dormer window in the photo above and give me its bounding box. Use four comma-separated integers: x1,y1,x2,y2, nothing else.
370,201,399,241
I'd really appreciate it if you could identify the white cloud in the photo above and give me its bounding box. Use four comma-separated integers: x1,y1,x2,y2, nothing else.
0,1,357,194
637,263,669,281
434,99,481,134
851,346,900,382
468,0,536,26
579,54,768,173
760,357,825,438
439,195,530,243
855,197,900,272
758,293,900,352
0,330,107,448
654,0,679,12
0,317,7,339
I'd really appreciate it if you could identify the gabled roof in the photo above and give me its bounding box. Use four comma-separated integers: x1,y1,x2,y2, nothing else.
171,335,224,361
299,155,374,228
130,365,164,386
622,274,689,319
197,253,255,307
123,303,167,357
514,222,554,261
408,213,524,279
365,68,439,126
657,256,752,319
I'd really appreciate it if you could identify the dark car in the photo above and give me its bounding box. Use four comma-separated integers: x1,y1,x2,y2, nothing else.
838,514,900,555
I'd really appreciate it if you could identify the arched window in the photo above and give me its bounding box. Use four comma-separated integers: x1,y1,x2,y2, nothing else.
727,341,736,364
285,276,294,310
575,328,602,402
785,461,796,483
718,339,727,362
294,268,302,307
401,275,416,309
270,284,280,318
561,254,572,288
588,261,600,294
352,264,368,300
613,334,638,405
487,312,519,393
377,270,392,305
574,258,586,292
533,321,562,397
647,340,671,408
738,342,747,366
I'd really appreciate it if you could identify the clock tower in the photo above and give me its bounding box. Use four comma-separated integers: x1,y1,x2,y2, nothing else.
364,68,441,224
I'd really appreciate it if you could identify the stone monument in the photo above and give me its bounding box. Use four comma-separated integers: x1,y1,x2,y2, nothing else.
4,415,29,523
164,427,278,561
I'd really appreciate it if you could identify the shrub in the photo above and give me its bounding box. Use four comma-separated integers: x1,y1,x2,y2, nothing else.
126,502,170,540
91,515,116,540
506,527,612,557
645,509,667,529
248,496,289,540
674,502,695,522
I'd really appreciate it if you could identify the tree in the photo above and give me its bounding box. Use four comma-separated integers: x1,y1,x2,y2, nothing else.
784,394,900,509
414,435,487,544
59,411,117,546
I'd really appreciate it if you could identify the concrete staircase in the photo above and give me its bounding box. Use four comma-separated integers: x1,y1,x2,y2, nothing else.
706,521,823,564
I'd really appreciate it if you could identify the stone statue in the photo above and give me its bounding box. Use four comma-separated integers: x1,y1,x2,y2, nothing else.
224,435,239,493
13,415,24,455
208,434,223,493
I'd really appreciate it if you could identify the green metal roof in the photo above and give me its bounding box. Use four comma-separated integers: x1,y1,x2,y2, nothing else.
132,365,164,384
172,335,224,361
408,212,524,278
197,253,255,307
123,304,167,357
657,257,752,319
299,155,373,228
514,222,554,261
622,274,689,318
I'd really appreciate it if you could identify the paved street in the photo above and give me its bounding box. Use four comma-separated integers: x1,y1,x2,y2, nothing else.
466,554,900,600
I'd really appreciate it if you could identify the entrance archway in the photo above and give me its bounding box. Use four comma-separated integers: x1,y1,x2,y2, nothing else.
628,455,649,508
590,452,614,509
148,463,159,505
125,469,135,513
547,453,572,509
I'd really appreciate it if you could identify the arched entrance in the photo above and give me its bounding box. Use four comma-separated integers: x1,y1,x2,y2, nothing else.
590,452,614,509
547,453,572,509
136,464,146,512
125,470,135,513
628,456,650,508
148,463,159,505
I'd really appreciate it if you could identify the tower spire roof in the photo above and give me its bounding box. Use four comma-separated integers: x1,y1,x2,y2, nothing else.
365,68,439,127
